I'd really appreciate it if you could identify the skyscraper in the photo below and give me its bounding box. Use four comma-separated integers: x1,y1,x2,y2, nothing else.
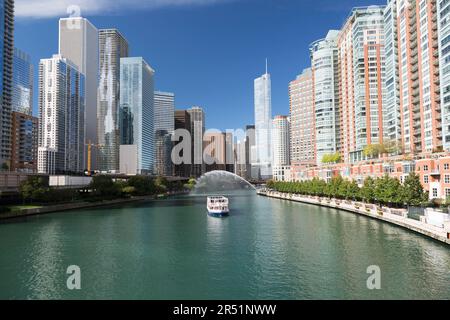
254,63,273,179
154,91,175,134
289,69,315,168
272,116,290,167
97,29,129,173
245,125,256,180
394,0,441,154
38,55,86,174
174,110,192,177
155,129,173,176
204,130,226,172
339,7,386,162
0,0,14,167
438,0,450,150
310,31,340,166
59,17,99,169
12,48,33,115
188,106,205,177
383,0,402,146
119,57,155,175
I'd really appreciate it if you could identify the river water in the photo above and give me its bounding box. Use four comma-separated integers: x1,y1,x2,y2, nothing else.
0,191,449,299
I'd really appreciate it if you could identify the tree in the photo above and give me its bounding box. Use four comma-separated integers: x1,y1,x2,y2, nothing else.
20,176,49,202
1,162,9,171
90,175,122,198
321,153,342,164
360,177,375,203
127,176,157,196
401,173,427,206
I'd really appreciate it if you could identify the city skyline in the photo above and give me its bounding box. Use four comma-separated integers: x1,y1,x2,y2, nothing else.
13,0,386,131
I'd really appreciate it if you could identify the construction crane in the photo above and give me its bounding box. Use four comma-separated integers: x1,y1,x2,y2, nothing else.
85,141,104,176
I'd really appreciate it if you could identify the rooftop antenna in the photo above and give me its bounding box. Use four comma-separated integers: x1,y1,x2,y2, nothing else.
265,58,268,74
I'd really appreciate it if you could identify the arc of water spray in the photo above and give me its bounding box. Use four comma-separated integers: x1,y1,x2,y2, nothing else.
195,170,257,190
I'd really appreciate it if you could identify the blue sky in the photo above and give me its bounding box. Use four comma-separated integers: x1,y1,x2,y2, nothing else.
15,0,385,130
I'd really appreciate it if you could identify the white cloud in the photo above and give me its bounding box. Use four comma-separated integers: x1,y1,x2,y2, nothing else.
15,0,232,19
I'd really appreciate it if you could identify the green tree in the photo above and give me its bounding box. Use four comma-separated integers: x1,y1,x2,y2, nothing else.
20,176,49,203
90,175,122,198
127,176,157,196
321,153,342,164
360,177,375,203
401,173,427,206
1,162,9,171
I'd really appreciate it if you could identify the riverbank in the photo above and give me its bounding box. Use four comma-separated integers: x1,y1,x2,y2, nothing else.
258,190,450,245
0,191,189,221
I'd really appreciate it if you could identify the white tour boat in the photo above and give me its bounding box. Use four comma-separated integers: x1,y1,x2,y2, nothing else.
207,196,230,217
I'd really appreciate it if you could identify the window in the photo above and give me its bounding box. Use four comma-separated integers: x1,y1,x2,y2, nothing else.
423,165,429,171
445,163,449,170
446,189,450,198
424,175,429,184
433,188,438,199
446,175,450,184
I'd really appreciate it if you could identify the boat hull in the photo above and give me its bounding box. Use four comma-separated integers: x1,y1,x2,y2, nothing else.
207,210,230,217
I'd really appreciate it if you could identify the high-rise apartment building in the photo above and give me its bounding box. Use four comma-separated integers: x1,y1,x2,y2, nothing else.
188,106,205,177
59,17,99,169
394,0,441,154
97,29,129,173
38,55,86,174
154,91,175,134
310,31,340,165
383,0,402,146
174,110,192,177
289,69,315,167
12,48,33,115
272,115,290,166
119,57,155,175
254,66,273,179
0,0,14,167
339,7,386,163
438,0,450,150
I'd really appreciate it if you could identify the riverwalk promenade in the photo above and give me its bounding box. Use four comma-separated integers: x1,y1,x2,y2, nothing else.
258,190,450,245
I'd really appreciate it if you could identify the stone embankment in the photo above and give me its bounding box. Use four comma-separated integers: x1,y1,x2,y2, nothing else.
258,190,450,245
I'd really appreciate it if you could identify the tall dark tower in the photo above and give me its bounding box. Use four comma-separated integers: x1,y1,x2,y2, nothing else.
0,0,14,168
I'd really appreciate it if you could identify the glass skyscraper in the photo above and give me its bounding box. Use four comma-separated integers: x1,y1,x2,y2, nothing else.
59,17,99,169
154,91,175,134
12,47,33,115
120,57,155,175
98,29,129,173
254,67,273,179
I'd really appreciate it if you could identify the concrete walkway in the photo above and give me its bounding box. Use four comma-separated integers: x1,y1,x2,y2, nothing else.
258,190,450,245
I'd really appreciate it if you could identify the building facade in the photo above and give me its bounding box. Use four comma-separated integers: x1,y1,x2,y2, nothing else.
254,68,273,179
272,116,290,167
339,7,386,163
59,17,99,169
154,91,175,134
10,112,38,172
174,110,192,178
289,68,315,168
155,130,173,176
12,48,33,115
310,31,340,165
38,55,85,174
97,29,129,173
119,57,155,175
188,106,205,177
395,0,441,154
0,0,14,167
438,0,450,150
